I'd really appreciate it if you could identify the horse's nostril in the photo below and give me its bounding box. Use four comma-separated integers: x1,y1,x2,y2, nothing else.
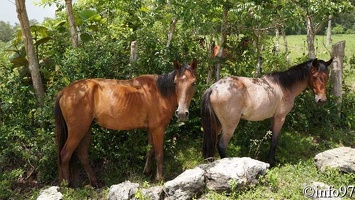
175,110,179,116
185,111,189,117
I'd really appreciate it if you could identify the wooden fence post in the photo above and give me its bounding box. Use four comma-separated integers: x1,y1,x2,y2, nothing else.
129,41,138,78
331,40,345,117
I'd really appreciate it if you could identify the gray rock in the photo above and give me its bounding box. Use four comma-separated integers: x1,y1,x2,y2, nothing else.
203,157,269,192
314,147,355,173
106,157,270,199
37,186,63,200
141,186,164,200
108,180,139,200
163,167,205,200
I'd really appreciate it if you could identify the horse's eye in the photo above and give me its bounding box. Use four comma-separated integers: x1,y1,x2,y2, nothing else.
313,76,317,80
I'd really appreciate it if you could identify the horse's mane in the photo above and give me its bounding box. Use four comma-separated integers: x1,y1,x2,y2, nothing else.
266,60,314,90
156,64,194,97
156,70,177,97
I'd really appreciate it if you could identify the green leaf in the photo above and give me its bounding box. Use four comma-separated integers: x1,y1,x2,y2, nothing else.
78,9,98,20
89,14,102,22
34,37,52,46
79,33,93,42
9,56,28,67
54,20,66,28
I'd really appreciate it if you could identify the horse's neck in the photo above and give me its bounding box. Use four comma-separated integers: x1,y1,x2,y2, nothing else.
285,78,309,99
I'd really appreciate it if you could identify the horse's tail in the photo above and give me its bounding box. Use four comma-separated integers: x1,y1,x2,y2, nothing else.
54,92,67,182
201,88,220,159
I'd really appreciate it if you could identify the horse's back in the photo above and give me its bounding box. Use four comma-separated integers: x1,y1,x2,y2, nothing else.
209,76,283,121
58,78,154,130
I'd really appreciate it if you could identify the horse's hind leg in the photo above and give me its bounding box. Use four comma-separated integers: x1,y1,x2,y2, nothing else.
60,122,92,186
217,118,240,158
60,134,82,186
213,100,242,158
76,130,98,187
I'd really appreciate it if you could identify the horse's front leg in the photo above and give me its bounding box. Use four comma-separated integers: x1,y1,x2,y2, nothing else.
149,127,165,181
143,131,154,176
268,115,286,167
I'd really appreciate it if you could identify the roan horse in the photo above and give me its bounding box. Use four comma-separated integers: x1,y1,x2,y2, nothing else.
201,58,333,166
55,60,197,186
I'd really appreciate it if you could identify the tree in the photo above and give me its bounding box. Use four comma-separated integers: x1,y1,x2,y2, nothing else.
292,0,353,59
215,3,229,81
15,0,44,106
326,15,332,46
65,0,79,47
0,21,16,42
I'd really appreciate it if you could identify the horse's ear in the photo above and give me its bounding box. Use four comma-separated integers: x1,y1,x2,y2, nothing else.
325,58,333,67
173,60,180,70
190,58,197,70
312,58,319,66
311,58,319,70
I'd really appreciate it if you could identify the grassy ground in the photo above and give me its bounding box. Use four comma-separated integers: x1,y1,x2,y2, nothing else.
29,34,355,199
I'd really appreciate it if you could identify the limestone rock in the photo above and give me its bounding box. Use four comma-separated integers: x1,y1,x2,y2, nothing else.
314,147,355,173
108,180,139,200
202,157,269,192
163,167,205,200
37,186,63,200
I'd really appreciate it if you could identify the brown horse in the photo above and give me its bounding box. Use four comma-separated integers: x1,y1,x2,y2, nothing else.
201,58,333,166
55,60,197,186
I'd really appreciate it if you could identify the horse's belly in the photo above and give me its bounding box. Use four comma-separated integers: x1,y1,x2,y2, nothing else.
96,113,148,130
241,101,277,121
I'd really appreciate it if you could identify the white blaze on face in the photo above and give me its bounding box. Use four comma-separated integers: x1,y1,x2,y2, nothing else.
176,74,189,120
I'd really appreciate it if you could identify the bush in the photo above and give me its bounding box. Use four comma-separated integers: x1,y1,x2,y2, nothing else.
332,25,345,34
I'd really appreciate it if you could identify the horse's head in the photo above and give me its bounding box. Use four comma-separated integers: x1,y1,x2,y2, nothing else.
174,59,197,121
308,58,333,105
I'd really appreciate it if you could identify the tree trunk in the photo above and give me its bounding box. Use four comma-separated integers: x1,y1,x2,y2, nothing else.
255,31,262,77
274,28,279,55
306,14,316,59
207,39,214,84
326,15,332,46
281,26,290,64
215,5,228,81
166,18,177,48
16,0,44,106
129,41,138,78
331,41,345,117
65,0,79,47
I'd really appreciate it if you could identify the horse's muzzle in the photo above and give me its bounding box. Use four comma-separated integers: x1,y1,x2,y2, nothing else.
175,110,189,121
315,94,327,106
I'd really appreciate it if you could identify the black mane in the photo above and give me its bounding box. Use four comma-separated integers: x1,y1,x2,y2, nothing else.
156,64,195,97
266,60,313,90
156,70,177,97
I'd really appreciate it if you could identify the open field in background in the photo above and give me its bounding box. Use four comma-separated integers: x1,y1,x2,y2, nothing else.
278,34,355,87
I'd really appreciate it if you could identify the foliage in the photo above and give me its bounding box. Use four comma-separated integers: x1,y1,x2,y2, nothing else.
0,21,17,42
332,24,346,34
